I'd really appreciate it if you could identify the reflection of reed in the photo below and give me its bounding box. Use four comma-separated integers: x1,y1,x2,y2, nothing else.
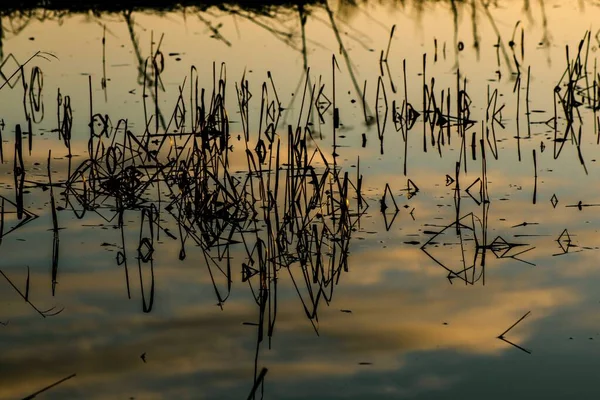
4,53,365,394
0,0,315,14
0,0,557,64
0,0,562,135
2,1,599,397
21,373,77,400
123,11,167,130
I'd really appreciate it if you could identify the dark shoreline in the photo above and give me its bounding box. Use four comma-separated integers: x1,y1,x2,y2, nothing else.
0,0,322,14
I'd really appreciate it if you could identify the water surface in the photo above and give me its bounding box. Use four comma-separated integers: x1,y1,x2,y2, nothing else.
1,1,600,399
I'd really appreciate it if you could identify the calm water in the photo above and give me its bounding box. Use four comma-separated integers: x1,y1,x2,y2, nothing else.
1,0,600,398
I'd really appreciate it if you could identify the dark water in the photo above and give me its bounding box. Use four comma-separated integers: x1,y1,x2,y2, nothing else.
1,0,600,398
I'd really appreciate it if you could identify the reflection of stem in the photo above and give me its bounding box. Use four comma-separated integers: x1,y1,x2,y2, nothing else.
522,0,534,23
22,373,76,400
102,24,107,102
0,18,3,63
197,13,231,46
450,0,459,69
311,12,374,52
299,5,308,71
323,0,372,124
224,7,300,51
471,0,480,60
247,367,267,400
124,11,144,86
296,5,315,128
124,11,166,131
0,268,63,318
538,0,551,66
481,0,515,75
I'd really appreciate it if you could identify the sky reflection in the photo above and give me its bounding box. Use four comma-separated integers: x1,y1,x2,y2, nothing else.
2,0,600,399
